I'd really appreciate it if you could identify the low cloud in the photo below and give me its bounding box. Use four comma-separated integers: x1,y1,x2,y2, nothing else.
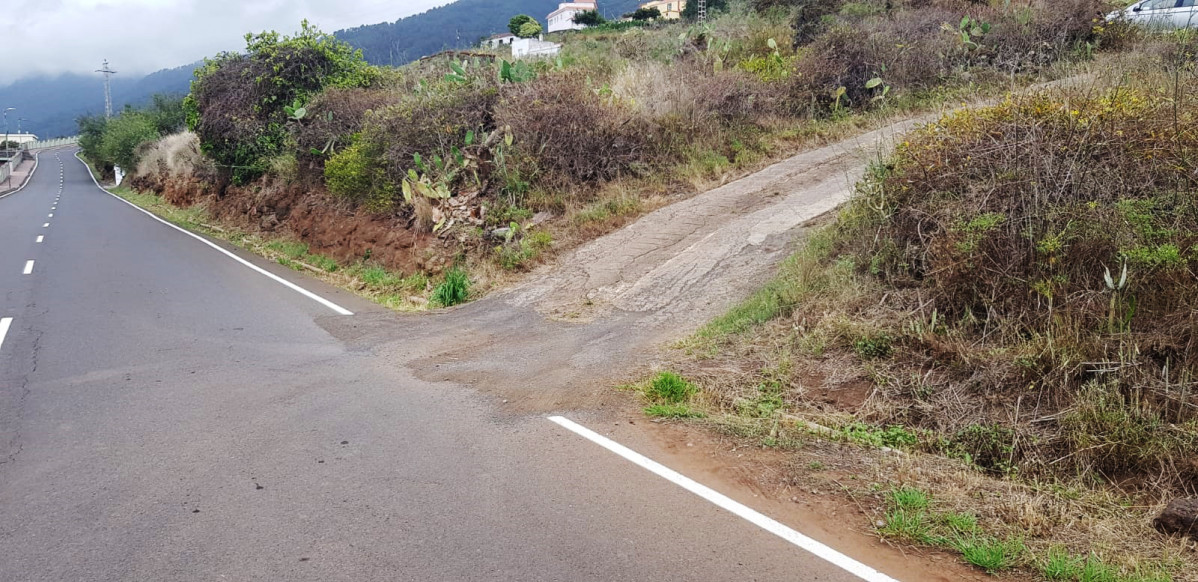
4,0,448,84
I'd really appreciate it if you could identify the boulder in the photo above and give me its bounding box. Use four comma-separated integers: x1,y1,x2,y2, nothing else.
1153,499,1198,539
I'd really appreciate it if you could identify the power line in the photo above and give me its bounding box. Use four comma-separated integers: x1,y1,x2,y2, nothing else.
95,60,117,119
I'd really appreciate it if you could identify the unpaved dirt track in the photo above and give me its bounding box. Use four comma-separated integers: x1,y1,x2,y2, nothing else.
403,116,928,413
0,119,983,582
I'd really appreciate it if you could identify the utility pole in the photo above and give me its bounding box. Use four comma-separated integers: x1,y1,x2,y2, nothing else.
3,107,13,155
96,60,117,119
3,107,13,187
698,0,707,22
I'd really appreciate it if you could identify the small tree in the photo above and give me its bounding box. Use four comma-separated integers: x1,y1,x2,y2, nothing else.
517,20,543,38
509,15,536,35
630,7,662,20
573,10,606,27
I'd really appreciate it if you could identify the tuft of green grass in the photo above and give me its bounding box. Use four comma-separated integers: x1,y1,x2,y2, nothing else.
1078,555,1119,582
842,423,919,449
890,487,930,510
644,404,706,419
879,508,937,544
359,265,400,288
952,535,1024,574
942,512,979,534
431,267,470,307
266,240,309,259
308,254,339,272
645,371,696,404
1040,546,1083,580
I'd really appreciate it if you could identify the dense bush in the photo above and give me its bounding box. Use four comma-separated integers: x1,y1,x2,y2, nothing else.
291,87,394,179
787,0,1103,114
78,94,187,175
186,21,379,183
495,72,669,184
832,79,1198,483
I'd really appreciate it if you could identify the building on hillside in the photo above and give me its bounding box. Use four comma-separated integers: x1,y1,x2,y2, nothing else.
482,32,519,48
512,37,562,59
547,1,598,33
639,0,686,19
1,132,38,146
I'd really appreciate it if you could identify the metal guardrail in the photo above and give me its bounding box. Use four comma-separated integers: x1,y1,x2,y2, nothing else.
22,136,80,151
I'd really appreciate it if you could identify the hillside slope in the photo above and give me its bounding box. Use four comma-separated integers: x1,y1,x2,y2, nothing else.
335,0,644,66
0,64,196,139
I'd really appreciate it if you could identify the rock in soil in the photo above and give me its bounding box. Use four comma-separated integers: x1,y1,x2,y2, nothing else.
1153,499,1198,539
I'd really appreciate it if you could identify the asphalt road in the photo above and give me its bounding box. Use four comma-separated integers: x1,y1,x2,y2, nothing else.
0,150,877,581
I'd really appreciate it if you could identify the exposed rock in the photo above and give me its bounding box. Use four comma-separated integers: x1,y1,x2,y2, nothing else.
1153,499,1198,539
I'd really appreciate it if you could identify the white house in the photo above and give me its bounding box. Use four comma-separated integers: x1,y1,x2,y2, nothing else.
512,37,562,59
483,32,519,48
547,1,598,33
2,132,38,146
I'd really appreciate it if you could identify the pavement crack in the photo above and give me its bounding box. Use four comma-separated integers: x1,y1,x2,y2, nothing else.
1,319,43,468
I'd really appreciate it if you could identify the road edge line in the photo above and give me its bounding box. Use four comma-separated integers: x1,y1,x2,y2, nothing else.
0,152,40,201
547,415,901,582
0,318,11,353
73,151,354,316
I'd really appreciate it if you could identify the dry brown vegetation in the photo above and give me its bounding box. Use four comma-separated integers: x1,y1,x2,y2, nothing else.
665,27,1198,582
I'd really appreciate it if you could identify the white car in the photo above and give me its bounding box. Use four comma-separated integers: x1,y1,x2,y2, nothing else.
1109,0,1198,29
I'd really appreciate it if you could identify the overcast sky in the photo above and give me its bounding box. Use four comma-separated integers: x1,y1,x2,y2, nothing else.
4,0,451,85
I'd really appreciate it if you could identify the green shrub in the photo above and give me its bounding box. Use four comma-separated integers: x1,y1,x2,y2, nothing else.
431,267,470,307
187,20,378,183
852,333,892,359
324,139,396,210
646,372,696,404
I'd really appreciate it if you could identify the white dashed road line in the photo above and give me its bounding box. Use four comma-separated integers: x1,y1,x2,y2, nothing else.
36,236,44,243
42,223,49,228
23,261,34,275
0,318,11,353
548,416,901,582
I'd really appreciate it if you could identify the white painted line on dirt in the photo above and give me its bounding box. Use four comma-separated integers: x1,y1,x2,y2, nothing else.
0,318,11,353
36,236,44,243
74,152,354,316
547,416,901,582
23,261,34,275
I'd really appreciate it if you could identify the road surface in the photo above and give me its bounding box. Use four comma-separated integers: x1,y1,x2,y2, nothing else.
0,149,907,581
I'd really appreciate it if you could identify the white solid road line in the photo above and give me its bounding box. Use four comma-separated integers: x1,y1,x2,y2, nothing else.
23,261,34,275
0,318,11,353
74,152,354,316
36,236,44,243
548,416,901,582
